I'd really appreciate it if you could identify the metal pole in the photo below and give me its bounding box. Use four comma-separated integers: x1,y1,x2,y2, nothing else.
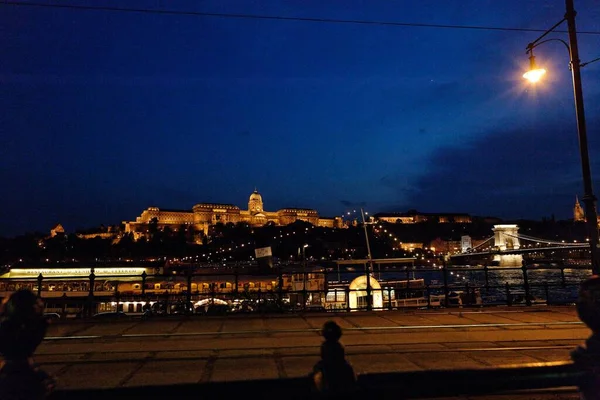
345,286,351,312
186,268,192,315
442,260,449,307
88,271,96,317
522,264,531,306
565,0,600,275
361,208,373,311
302,246,307,307
37,273,43,298
278,267,283,304
141,271,147,296
234,271,239,297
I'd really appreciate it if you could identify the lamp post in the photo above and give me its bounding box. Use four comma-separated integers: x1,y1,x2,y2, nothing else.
360,208,374,311
302,244,309,307
523,0,600,275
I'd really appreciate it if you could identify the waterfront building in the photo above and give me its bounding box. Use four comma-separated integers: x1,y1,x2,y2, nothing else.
0,263,327,314
123,189,343,238
373,211,472,224
0,259,440,314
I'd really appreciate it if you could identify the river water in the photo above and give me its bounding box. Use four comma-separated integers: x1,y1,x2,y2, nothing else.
333,265,594,305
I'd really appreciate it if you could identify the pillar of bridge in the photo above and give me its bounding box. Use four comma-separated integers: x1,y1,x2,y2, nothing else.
492,224,520,250
492,224,522,267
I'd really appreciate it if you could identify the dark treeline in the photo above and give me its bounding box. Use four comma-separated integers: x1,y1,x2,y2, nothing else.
0,218,588,265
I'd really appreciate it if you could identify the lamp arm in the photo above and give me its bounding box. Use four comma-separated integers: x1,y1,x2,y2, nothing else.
581,56,600,68
527,16,567,49
527,39,598,68
526,17,567,51
526,38,571,55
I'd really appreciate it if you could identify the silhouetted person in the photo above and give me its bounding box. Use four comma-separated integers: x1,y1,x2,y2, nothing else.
571,276,600,400
0,289,55,399
310,321,357,398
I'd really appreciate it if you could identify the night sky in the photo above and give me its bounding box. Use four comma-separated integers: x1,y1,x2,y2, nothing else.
2,1,600,237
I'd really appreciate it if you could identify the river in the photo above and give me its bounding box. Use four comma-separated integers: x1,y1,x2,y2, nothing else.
333,264,594,305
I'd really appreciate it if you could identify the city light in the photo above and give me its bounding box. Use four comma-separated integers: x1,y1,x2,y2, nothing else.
523,54,546,83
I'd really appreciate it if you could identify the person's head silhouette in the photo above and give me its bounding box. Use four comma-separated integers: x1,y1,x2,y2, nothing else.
576,275,600,335
321,320,343,342
0,290,47,361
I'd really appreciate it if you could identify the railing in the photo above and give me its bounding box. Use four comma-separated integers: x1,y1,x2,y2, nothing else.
0,264,593,315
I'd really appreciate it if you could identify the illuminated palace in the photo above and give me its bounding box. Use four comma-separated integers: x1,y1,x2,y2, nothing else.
124,189,343,237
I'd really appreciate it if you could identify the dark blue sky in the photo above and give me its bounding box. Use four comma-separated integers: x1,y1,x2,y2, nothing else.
2,1,600,236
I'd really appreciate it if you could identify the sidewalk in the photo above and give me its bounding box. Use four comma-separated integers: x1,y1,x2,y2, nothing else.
36,306,590,390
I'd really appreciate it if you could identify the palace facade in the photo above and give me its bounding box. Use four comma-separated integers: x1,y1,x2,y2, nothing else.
123,190,343,237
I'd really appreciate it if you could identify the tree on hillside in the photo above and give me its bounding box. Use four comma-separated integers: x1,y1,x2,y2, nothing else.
148,217,159,236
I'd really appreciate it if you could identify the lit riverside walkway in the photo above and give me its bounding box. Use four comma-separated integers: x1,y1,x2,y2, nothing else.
36,306,588,392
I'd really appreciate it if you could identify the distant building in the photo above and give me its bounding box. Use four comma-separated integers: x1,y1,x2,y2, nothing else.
123,189,343,237
429,237,490,254
49,224,65,238
373,211,472,224
398,242,424,251
572,196,600,226
76,225,119,240
429,238,462,254
574,196,585,222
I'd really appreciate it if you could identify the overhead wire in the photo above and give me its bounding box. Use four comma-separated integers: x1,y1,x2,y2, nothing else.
3,1,600,35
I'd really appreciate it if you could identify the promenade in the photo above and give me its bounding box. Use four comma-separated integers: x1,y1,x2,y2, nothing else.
36,305,589,397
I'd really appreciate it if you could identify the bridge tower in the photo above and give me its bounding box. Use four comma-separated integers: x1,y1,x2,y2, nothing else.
492,224,523,267
492,224,520,250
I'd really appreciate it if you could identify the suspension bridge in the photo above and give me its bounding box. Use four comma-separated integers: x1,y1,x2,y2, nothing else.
450,224,590,259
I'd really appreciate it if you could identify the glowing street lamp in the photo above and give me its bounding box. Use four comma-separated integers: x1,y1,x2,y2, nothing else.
360,208,374,311
344,207,375,310
522,51,546,83
522,0,600,275
302,243,309,306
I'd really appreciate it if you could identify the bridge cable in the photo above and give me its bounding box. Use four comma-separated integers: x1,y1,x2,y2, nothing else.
504,232,589,247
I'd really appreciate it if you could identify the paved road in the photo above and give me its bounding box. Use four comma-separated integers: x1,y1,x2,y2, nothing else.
37,306,590,398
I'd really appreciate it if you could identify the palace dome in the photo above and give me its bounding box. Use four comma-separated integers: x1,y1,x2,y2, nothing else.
248,189,264,213
249,190,262,203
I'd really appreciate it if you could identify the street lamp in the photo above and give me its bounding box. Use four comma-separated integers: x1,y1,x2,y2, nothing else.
344,208,375,310
523,0,600,275
302,243,309,268
302,244,309,306
522,49,546,83
360,208,374,311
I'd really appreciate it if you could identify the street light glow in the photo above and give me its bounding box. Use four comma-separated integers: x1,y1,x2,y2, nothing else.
523,52,546,83
523,67,546,83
